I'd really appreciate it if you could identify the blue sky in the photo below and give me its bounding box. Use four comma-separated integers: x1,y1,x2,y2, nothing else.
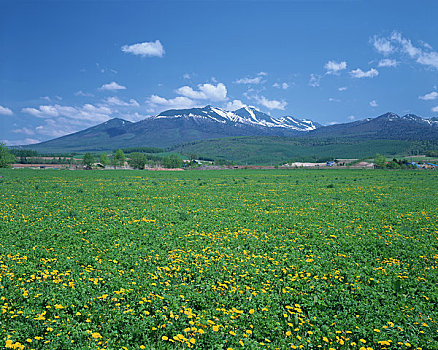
1,0,438,145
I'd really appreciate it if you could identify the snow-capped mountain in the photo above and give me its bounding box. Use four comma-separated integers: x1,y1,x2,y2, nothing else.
153,105,319,132
22,108,438,153
309,112,438,139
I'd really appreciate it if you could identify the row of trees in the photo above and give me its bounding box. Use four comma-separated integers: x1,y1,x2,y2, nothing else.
83,149,126,168
128,153,183,169
83,150,183,169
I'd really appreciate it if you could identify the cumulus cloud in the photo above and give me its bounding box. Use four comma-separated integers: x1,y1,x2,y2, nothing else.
419,91,438,101
226,100,247,111
147,95,199,111
121,40,165,57
324,60,347,74
273,82,289,89
20,103,115,141
255,96,287,110
350,68,379,78
369,100,378,107
373,32,438,70
309,74,321,87
0,105,13,115
99,82,126,91
176,83,227,101
432,106,438,113
378,59,398,67
338,87,347,91
22,104,112,123
104,96,139,107
348,115,355,120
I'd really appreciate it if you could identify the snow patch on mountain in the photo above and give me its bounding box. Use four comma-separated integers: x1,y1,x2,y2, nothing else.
153,105,319,132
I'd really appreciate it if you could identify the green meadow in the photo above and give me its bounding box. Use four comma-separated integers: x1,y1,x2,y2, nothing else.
0,169,437,349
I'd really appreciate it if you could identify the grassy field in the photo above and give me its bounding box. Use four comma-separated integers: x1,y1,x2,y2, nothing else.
0,169,437,349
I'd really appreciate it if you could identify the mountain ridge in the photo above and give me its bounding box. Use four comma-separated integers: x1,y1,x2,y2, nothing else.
17,107,438,153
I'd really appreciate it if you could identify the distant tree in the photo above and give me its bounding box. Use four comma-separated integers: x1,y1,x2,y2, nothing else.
99,153,110,167
113,149,126,168
129,153,147,169
163,154,183,168
374,154,386,169
83,153,95,168
0,143,16,168
387,159,401,169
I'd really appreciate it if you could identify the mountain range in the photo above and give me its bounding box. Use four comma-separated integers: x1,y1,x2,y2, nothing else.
19,106,438,153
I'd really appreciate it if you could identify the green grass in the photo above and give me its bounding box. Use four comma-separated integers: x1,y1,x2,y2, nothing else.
0,169,437,349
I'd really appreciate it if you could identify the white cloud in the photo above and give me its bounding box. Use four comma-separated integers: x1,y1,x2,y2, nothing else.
121,40,165,57
183,73,191,80
324,60,347,74
3,138,41,146
328,98,340,102
338,86,347,91
22,104,112,123
147,95,199,111
417,51,438,69
273,82,289,89
176,83,227,101
12,127,35,135
104,96,139,107
432,106,438,113
226,100,247,111
119,112,150,122
390,32,421,58
75,90,94,97
0,105,13,115
309,74,321,87
235,76,263,85
348,115,355,120
369,100,378,107
99,82,126,91
371,36,394,55
22,105,60,118
350,68,379,78
255,96,287,110
378,58,398,67
373,32,438,70
419,91,438,101
234,73,266,85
